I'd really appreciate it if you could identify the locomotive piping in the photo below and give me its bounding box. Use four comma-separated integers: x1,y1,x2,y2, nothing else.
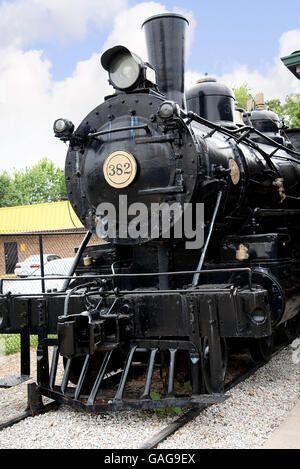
61,230,92,292
193,189,224,286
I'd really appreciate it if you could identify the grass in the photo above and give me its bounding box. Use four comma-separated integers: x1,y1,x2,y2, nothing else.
0,334,57,356
0,334,39,355
150,391,183,417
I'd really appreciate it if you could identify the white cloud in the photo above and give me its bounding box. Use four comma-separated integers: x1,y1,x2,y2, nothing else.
0,0,128,47
0,1,197,172
101,2,196,63
0,45,114,173
0,0,299,176
0,46,61,171
218,60,300,102
102,2,167,60
0,0,130,173
186,29,300,103
279,30,300,57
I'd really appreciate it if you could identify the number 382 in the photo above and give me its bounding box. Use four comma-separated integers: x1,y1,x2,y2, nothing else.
108,162,131,177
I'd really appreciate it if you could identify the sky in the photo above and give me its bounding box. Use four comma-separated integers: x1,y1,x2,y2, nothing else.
0,0,299,172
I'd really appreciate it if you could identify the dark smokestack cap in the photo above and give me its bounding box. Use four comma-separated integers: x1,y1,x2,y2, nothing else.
142,12,189,28
142,13,189,108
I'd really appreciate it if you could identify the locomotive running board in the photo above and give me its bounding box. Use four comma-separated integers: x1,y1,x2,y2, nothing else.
36,338,229,413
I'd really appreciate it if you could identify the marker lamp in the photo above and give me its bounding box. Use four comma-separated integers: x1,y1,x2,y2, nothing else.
53,118,74,140
158,101,179,119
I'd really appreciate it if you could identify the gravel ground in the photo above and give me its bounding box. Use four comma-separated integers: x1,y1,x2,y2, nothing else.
0,340,299,449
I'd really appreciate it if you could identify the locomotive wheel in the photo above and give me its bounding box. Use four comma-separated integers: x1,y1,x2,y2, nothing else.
249,334,274,363
202,337,228,393
280,314,300,342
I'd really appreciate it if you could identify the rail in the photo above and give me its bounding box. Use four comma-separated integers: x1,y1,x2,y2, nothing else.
139,342,288,449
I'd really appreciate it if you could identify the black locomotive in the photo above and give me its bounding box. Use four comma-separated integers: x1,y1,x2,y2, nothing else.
2,13,300,412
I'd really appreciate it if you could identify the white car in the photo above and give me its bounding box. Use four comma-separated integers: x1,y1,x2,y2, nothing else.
3,258,75,294
14,254,61,277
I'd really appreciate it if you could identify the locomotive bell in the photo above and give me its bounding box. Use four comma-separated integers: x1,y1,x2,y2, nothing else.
249,109,284,145
249,109,280,133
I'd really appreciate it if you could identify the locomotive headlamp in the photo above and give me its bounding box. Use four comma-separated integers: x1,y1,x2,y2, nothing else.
109,52,141,90
158,101,179,119
53,118,74,140
101,45,156,91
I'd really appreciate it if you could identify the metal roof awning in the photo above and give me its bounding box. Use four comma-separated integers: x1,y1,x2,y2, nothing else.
281,50,300,79
0,201,83,234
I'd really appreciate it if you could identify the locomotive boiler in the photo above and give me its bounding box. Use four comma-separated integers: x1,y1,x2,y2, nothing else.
2,13,300,412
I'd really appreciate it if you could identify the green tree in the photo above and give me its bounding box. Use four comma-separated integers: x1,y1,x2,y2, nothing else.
266,94,300,128
0,171,14,207
0,158,67,207
284,94,300,128
264,98,284,117
232,84,254,110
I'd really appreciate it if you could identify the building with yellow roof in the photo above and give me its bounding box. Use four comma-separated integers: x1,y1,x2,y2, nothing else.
0,200,83,234
0,201,101,275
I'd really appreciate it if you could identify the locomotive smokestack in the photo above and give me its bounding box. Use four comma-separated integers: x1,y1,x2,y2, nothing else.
142,13,188,109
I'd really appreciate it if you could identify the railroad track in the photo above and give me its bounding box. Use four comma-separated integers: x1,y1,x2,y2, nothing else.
0,343,288,440
139,345,287,449
0,400,60,432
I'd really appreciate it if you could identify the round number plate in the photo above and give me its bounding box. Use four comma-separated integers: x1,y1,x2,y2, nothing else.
103,150,137,189
229,159,240,185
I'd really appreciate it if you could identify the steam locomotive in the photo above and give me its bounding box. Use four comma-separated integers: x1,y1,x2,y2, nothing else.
2,13,300,412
